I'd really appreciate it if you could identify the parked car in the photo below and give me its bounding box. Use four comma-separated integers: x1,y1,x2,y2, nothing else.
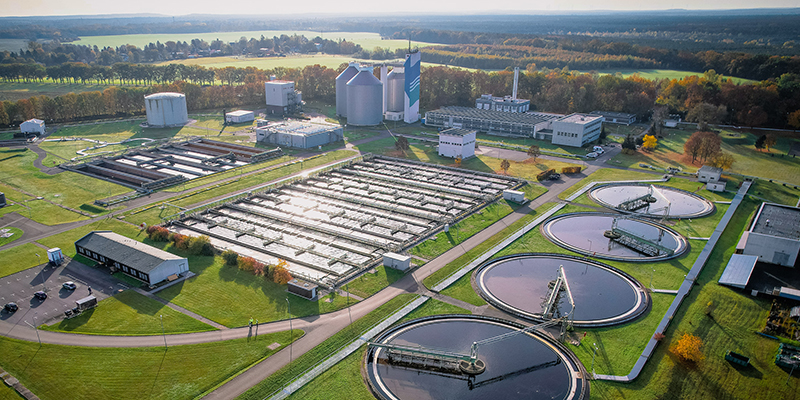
62,281,77,290
3,302,18,313
592,145,605,154
586,152,599,159
33,291,47,300
548,173,561,180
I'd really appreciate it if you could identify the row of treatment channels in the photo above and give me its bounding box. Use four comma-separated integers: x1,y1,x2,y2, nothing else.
64,138,284,193
167,155,523,288
365,183,715,400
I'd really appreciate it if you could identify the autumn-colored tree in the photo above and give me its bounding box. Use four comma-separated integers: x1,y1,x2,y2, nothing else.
684,133,703,164
789,110,800,129
238,256,257,272
395,136,409,151
500,159,511,174
671,333,705,363
187,235,214,256
454,155,462,166
642,134,658,151
707,152,736,170
527,144,541,161
652,106,668,136
273,259,293,285
764,135,777,152
146,225,170,242
698,132,722,162
253,261,266,277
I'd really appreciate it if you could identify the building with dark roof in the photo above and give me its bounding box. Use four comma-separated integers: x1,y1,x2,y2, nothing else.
425,106,559,139
737,203,800,267
75,231,189,285
590,111,636,125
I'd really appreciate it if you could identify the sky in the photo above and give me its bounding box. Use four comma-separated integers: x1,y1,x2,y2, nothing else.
4,0,800,17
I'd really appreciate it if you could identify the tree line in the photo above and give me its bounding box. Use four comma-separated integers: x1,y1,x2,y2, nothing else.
1,63,799,130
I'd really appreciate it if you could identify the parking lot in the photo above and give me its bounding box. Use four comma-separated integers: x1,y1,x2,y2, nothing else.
0,258,130,328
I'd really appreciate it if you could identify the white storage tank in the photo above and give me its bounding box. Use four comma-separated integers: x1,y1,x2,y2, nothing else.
335,63,359,118
145,92,189,127
346,68,383,126
386,67,405,113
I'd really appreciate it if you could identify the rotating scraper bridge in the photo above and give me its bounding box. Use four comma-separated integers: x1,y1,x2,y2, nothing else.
167,155,523,288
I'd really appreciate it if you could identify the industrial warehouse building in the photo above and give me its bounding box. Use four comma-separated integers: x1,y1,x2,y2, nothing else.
144,92,189,127
551,113,604,147
75,231,189,285
590,111,636,125
425,107,560,140
438,128,476,159
265,80,302,115
256,121,343,149
737,203,800,267
20,118,45,135
225,110,255,124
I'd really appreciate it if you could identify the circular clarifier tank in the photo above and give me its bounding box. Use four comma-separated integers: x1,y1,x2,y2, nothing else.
474,254,649,327
589,183,714,219
541,212,688,261
365,315,589,400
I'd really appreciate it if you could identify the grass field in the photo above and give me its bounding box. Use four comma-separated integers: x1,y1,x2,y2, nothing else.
282,298,471,400
71,31,439,53
0,81,118,102
238,293,420,400
574,69,756,84
0,331,296,400
344,266,406,299
0,242,44,278
154,251,352,327
0,148,129,224
608,127,800,186
40,290,216,335
0,227,22,247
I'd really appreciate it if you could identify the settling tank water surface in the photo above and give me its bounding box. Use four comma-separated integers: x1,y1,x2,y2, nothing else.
476,254,646,325
367,316,583,400
590,184,714,218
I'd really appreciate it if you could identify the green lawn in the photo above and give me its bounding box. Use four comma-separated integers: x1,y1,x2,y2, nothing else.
0,80,118,101
154,252,353,327
40,290,217,335
0,243,46,278
0,331,297,400
36,218,143,258
283,298,471,400
411,185,546,260
574,68,755,84
0,148,128,224
475,133,590,156
344,266,406,299
126,149,356,226
238,293,420,400
0,227,22,247
608,127,800,185
422,202,559,290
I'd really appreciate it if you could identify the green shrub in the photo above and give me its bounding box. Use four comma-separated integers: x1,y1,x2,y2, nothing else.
222,249,239,266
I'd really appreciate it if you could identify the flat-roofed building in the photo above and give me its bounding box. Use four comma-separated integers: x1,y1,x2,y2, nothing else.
265,80,302,115
225,110,255,124
476,94,531,113
438,128,476,159
256,121,343,149
75,231,189,285
697,165,723,183
425,107,559,139
20,118,45,135
738,203,800,267
551,113,604,147
590,111,636,125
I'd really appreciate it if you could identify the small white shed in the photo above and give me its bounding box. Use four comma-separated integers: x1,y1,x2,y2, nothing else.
383,252,411,271
503,189,525,203
21,119,45,135
226,110,255,124
706,181,726,192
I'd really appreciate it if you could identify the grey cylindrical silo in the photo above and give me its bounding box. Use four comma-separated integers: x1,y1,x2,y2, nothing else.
346,69,383,126
386,68,405,113
335,63,359,118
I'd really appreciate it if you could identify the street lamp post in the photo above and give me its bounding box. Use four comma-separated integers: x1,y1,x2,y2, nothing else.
650,269,655,289
591,343,598,377
32,315,41,346
286,298,293,363
160,315,167,350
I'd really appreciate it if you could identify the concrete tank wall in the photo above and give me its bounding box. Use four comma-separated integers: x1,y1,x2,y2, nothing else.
335,64,359,118
145,92,188,127
346,70,383,126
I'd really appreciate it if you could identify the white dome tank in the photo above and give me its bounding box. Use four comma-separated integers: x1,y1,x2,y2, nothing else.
346,69,383,126
335,63,359,118
386,67,405,113
145,92,188,127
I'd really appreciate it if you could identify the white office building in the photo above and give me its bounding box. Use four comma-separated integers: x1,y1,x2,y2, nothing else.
438,128,476,159
265,80,302,115
551,113,604,147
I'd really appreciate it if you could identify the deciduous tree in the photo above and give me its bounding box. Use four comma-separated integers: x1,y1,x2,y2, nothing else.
273,260,293,285
671,333,705,363
755,134,766,151
527,144,541,161
707,152,736,170
395,136,409,151
642,134,658,151
500,159,510,174
764,135,777,152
